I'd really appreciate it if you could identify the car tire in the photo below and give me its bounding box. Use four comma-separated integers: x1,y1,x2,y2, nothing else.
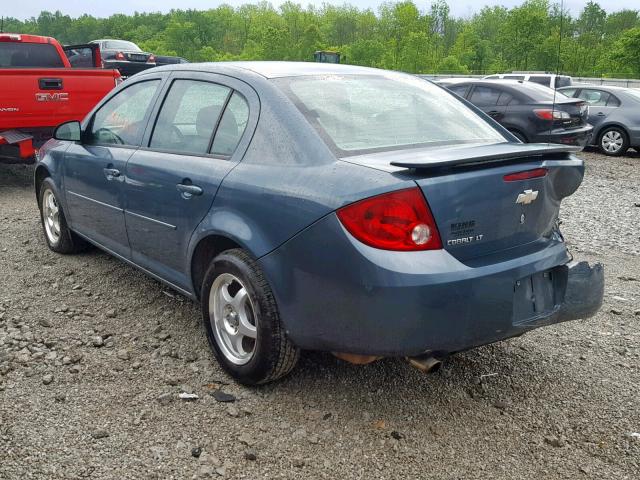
201,248,299,385
509,130,528,143
598,127,629,156
38,178,88,254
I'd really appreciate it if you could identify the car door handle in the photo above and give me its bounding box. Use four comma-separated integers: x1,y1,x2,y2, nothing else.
103,167,120,179
177,183,203,198
596,112,606,116
487,110,500,116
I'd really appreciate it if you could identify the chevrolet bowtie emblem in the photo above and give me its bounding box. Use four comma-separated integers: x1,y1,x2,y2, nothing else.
516,189,539,205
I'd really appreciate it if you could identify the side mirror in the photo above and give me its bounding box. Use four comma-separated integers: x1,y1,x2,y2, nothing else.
53,120,82,142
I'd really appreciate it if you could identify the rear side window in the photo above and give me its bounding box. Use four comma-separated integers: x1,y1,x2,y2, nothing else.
0,42,63,68
606,95,621,107
555,76,572,88
211,92,250,156
469,86,502,106
150,80,231,155
497,92,514,106
88,80,160,146
528,76,550,87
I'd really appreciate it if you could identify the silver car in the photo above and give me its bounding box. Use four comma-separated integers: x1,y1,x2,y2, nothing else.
558,85,640,156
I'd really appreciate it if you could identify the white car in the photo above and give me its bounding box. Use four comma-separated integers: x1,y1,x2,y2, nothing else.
483,73,572,89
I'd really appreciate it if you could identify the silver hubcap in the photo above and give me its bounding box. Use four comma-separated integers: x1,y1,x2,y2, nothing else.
209,273,257,365
602,130,623,153
42,189,61,244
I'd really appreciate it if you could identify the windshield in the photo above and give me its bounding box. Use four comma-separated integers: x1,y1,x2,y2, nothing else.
103,40,140,51
275,74,506,155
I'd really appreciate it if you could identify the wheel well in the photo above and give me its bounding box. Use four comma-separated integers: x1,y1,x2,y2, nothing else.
191,235,243,300
34,166,50,204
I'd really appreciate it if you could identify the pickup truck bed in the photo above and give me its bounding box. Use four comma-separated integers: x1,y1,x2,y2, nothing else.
0,33,120,163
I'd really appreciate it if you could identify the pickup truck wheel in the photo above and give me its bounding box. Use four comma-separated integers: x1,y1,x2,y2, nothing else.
201,249,299,385
599,127,628,156
38,178,88,254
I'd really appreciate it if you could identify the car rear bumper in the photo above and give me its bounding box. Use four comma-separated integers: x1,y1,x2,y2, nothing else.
103,60,155,77
533,125,593,146
259,214,604,356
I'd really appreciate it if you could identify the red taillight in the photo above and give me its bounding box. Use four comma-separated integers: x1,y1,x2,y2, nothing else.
503,168,548,182
337,187,442,251
533,109,554,120
147,54,156,63
115,52,126,60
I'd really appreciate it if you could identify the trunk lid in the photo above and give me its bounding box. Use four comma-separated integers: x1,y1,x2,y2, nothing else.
539,97,589,129
343,142,584,262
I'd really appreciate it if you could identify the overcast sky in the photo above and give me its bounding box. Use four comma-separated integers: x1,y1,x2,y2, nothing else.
6,0,633,20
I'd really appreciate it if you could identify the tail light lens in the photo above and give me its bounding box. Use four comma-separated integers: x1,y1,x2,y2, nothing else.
534,109,570,120
337,187,442,251
147,54,156,63
115,52,126,60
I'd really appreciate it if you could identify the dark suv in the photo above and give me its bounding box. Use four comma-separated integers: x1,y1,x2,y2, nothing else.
438,79,592,146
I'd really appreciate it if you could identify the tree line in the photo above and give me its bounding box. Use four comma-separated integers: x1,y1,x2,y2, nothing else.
3,0,640,77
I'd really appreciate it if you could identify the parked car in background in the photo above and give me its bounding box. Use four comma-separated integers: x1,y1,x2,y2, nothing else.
484,72,572,89
154,55,189,67
90,39,156,77
35,62,603,384
558,85,640,156
0,33,121,163
438,79,592,146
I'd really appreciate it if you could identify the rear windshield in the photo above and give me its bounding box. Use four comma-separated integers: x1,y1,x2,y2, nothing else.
555,76,572,88
516,82,568,102
103,41,140,51
0,42,63,68
275,74,505,155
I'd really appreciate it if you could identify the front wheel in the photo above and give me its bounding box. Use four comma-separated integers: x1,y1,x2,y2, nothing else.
201,249,299,385
38,178,88,254
599,127,629,156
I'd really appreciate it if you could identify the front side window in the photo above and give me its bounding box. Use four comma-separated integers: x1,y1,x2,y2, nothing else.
211,92,250,156
0,42,64,68
559,88,577,97
469,86,502,106
276,74,505,155
578,89,609,106
150,80,231,155
88,80,160,146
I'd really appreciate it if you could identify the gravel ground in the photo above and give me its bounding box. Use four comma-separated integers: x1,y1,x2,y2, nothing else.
0,149,638,479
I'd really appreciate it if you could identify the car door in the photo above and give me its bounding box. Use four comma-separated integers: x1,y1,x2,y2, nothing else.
577,88,618,130
63,77,163,258
468,85,505,121
123,72,256,290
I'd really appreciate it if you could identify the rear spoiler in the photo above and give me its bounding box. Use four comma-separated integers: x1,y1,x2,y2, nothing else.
390,143,581,170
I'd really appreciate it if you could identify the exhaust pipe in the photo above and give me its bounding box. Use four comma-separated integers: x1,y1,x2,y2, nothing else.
407,354,442,373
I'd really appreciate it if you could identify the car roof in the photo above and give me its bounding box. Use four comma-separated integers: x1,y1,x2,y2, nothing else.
439,78,523,87
150,61,388,79
559,84,629,92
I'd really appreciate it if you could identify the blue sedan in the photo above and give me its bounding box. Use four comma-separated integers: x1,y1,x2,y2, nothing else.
35,62,604,384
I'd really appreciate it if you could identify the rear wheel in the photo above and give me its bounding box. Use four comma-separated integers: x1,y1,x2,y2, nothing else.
201,249,299,385
38,178,88,254
599,127,628,156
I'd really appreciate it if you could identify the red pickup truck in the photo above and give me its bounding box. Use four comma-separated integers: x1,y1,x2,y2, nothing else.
0,33,121,163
